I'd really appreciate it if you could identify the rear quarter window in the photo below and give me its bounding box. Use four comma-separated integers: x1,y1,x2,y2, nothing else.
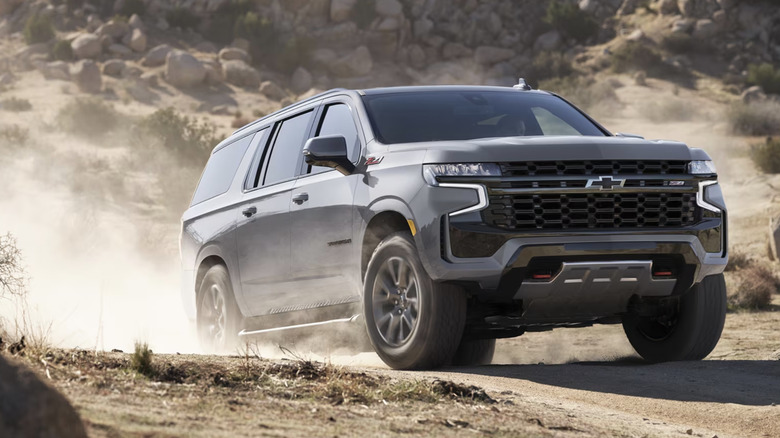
191,134,254,206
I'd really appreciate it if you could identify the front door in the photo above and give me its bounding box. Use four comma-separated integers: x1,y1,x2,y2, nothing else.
289,102,363,307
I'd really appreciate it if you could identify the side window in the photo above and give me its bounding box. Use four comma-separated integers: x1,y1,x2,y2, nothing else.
263,110,314,186
191,134,254,206
312,104,360,173
531,107,581,136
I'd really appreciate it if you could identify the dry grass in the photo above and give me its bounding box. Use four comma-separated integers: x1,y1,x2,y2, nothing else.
727,264,780,311
728,101,780,136
750,137,780,174
7,347,494,407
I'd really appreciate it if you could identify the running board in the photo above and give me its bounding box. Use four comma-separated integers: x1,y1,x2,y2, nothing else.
237,314,361,337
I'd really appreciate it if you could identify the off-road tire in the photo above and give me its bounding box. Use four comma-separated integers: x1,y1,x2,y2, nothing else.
363,232,466,370
452,338,496,366
623,273,727,362
197,264,243,354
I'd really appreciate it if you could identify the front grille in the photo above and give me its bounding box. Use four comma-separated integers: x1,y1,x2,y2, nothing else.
501,160,688,177
484,193,698,230
479,160,700,231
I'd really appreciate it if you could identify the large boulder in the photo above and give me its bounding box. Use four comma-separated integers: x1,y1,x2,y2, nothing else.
41,61,70,81
165,50,206,88
259,80,288,101
329,46,373,77
97,19,130,40
218,47,250,63
375,0,402,16
221,59,261,88
0,354,88,438
71,34,102,60
0,0,22,15
142,44,172,67
129,28,147,52
330,0,356,22
70,60,102,93
102,59,126,77
290,66,313,93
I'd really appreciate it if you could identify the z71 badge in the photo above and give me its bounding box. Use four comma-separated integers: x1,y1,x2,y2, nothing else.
366,156,384,166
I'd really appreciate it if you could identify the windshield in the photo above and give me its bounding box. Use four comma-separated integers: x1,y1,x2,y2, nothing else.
362,90,607,144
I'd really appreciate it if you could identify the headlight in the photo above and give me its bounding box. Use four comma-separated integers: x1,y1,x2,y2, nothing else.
688,160,717,175
423,163,501,186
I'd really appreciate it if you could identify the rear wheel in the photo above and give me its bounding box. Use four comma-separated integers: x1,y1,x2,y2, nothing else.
363,232,466,370
197,265,243,353
452,338,496,366
622,273,726,362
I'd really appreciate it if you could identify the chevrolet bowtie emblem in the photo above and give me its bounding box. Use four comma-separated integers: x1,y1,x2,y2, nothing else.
586,176,626,191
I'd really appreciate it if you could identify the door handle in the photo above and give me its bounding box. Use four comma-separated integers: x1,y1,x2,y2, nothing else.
292,193,309,205
242,206,257,217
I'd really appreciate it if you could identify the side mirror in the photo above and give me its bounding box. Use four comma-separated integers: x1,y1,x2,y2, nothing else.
303,135,355,176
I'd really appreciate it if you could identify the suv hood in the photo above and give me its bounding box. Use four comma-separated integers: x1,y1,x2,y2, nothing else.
412,136,711,163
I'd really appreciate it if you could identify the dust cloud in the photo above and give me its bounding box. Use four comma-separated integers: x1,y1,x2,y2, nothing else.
0,138,199,354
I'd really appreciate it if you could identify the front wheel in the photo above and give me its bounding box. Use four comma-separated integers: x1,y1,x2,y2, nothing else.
622,273,727,362
363,232,466,370
197,264,243,353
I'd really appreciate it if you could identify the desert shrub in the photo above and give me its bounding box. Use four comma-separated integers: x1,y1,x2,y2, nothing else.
0,233,26,299
204,0,253,44
166,7,200,30
750,137,780,173
1,97,32,112
23,13,55,45
234,11,274,47
538,75,619,114
272,35,313,73
530,52,574,82
119,0,146,17
56,98,120,139
0,125,30,145
661,33,695,54
725,251,751,272
130,342,155,377
727,100,780,136
134,107,219,163
50,39,74,61
351,0,377,29
746,63,780,95
544,0,599,43
611,41,670,77
728,265,778,310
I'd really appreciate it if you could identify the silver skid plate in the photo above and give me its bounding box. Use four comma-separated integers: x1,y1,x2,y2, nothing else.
514,260,676,322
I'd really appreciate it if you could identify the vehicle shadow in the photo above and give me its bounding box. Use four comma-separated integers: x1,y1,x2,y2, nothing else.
444,359,780,406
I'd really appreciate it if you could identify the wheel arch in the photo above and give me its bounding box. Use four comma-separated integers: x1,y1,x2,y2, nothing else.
361,210,412,280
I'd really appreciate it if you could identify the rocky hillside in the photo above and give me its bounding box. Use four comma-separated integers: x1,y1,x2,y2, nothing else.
0,0,777,119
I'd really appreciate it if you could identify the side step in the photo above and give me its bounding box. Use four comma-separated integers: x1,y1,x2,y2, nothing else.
238,314,361,337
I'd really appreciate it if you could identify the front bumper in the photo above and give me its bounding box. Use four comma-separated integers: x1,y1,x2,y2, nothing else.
414,181,728,293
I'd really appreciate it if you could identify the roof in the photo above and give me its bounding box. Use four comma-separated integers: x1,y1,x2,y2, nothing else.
359,85,552,96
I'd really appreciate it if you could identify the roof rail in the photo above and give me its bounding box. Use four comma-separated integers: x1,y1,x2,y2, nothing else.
232,88,349,135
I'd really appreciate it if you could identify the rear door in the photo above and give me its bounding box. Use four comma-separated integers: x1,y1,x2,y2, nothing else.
235,108,318,315
288,99,365,307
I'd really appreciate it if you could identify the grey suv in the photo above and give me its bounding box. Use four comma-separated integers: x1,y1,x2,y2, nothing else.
180,85,728,369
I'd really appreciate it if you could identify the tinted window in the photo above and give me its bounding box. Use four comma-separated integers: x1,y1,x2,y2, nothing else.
317,104,360,162
264,111,313,186
191,134,254,205
362,91,606,144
